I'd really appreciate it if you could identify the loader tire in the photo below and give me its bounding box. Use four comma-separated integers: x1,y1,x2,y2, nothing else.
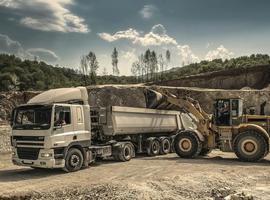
174,131,202,158
63,148,84,172
199,148,212,156
234,131,267,162
117,143,134,162
159,137,171,155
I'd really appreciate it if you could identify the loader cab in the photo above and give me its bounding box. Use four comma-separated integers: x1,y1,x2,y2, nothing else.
214,98,243,126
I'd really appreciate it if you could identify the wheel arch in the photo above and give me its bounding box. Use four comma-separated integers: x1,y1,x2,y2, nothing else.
178,129,205,142
63,140,90,160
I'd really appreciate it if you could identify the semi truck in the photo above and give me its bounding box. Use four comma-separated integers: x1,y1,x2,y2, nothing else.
10,87,189,172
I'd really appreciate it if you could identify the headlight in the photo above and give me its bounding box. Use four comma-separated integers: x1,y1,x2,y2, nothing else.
41,153,53,158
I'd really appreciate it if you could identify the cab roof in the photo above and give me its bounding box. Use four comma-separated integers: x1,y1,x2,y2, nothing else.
27,87,88,105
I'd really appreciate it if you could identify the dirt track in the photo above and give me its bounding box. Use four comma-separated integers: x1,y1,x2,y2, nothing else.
0,151,269,200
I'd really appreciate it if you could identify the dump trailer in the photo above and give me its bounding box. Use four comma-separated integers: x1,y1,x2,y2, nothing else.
146,89,270,162
10,87,184,172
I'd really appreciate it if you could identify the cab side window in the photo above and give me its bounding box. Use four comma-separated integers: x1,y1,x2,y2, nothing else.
54,106,71,126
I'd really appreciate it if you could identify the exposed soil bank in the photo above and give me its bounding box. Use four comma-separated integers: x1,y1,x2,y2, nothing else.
155,65,270,89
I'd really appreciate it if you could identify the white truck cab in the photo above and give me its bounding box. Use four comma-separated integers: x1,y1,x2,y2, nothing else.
11,87,92,171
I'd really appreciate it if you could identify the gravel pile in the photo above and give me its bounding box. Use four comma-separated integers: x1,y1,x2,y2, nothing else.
0,184,139,200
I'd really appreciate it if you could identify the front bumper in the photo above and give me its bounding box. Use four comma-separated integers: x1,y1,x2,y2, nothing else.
12,148,65,169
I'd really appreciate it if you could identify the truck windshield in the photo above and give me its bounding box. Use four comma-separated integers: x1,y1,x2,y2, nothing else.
14,105,52,130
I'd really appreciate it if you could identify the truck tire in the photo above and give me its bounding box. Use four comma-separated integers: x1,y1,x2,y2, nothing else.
170,135,176,153
147,138,160,156
63,148,84,172
117,143,134,162
234,131,267,162
160,137,171,155
174,131,202,158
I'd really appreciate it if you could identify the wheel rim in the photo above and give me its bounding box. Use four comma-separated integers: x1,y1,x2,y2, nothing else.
163,140,170,151
179,138,192,152
152,141,159,154
241,139,258,155
124,146,131,158
70,154,80,167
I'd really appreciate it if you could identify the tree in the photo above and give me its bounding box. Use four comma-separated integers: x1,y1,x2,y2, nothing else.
80,55,89,86
111,47,119,76
87,51,99,85
150,51,158,81
165,50,171,71
131,61,140,82
158,54,165,81
138,54,145,82
144,49,151,81
102,67,108,76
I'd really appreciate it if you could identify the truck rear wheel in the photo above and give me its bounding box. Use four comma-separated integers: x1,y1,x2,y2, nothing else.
234,131,267,162
63,148,84,172
174,131,202,158
147,138,160,156
160,137,171,155
117,142,134,162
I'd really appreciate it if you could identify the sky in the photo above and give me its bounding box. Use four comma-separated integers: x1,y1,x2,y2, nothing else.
0,0,270,75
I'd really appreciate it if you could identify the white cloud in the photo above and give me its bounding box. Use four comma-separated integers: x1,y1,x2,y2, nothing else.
139,4,158,19
0,0,89,33
98,24,177,46
0,33,59,63
98,28,140,42
27,48,59,62
0,33,24,55
205,45,234,61
177,45,199,65
98,25,236,67
134,24,177,46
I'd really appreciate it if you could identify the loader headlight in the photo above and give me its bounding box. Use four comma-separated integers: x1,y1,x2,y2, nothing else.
41,153,53,158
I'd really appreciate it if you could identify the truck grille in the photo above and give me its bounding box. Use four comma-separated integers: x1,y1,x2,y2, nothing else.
17,148,40,160
13,136,44,141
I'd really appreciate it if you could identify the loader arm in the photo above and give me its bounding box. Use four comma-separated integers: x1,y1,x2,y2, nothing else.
147,89,213,136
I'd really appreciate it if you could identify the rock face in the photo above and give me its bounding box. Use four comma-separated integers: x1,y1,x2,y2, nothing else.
156,65,270,90
87,85,146,108
87,85,270,115
0,125,11,153
0,91,40,124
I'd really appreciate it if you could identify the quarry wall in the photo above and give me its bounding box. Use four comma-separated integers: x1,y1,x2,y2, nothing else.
156,65,270,89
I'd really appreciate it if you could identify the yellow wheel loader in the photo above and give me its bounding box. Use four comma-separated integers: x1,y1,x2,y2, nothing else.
146,89,270,162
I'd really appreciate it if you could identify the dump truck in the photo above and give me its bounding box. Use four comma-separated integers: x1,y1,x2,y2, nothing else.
146,89,270,162
10,87,187,172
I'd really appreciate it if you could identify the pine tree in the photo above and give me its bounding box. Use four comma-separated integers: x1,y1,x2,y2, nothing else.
111,47,119,76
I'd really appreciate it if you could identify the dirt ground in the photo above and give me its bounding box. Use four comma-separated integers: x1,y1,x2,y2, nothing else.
0,151,269,200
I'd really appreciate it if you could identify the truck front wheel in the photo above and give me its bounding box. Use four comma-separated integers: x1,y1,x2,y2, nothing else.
174,131,202,158
63,148,84,172
234,131,267,162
